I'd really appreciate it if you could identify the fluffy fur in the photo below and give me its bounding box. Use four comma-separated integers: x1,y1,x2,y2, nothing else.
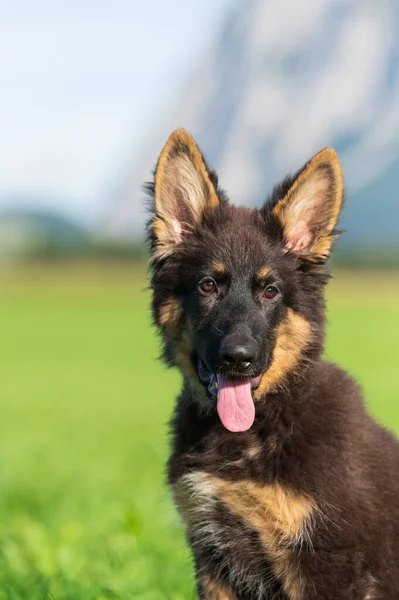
147,129,399,599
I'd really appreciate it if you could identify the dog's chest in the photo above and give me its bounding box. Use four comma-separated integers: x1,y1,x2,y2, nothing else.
170,434,314,600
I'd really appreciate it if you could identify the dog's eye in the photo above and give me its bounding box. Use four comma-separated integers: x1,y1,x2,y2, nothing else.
199,278,217,295
263,285,279,300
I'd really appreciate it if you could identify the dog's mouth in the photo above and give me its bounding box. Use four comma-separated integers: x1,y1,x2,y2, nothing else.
197,357,262,395
197,356,263,433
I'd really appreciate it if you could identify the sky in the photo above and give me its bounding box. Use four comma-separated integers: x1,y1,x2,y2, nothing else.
2,0,399,234
104,0,399,237
0,0,231,221
212,0,399,199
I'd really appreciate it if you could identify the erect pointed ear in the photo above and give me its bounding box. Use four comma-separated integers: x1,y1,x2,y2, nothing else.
151,128,219,260
272,148,344,260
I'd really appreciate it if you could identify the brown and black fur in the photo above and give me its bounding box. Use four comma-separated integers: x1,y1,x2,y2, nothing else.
146,129,399,599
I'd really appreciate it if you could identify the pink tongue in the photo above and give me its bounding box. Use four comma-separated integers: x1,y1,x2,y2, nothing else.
216,374,255,432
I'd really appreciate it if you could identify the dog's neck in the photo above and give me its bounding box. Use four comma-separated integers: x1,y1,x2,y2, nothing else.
169,358,339,490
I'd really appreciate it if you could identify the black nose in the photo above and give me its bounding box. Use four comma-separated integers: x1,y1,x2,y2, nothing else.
220,335,258,371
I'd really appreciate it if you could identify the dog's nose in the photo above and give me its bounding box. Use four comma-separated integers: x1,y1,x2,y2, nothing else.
220,335,258,371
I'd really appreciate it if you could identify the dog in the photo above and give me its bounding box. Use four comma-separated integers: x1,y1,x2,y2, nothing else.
147,128,399,599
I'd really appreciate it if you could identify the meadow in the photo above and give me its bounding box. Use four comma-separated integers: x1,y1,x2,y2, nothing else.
0,263,398,599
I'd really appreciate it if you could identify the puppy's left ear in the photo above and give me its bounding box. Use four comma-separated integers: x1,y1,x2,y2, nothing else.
272,148,344,260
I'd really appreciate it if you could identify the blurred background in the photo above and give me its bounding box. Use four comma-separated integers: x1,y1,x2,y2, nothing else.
0,1,398,598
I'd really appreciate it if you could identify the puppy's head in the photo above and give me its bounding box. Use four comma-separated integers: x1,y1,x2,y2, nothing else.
147,129,344,432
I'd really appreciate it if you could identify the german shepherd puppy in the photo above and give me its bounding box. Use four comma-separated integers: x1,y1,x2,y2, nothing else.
147,129,399,599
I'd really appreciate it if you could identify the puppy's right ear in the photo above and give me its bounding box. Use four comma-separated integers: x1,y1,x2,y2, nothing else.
150,129,219,261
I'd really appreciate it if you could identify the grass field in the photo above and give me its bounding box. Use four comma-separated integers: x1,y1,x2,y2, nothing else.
0,263,398,599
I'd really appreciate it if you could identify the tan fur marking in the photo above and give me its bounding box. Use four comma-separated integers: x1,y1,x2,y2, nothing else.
363,573,378,599
210,261,226,275
153,129,219,259
253,309,312,400
267,433,279,454
173,328,206,397
160,305,206,398
151,216,182,262
158,298,182,327
245,441,263,460
257,266,271,280
200,576,238,599
273,147,343,258
175,472,314,600
208,477,314,544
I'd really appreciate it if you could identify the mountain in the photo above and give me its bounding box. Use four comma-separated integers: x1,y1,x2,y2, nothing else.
341,157,399,247
104,0,399,249
0,206,89,257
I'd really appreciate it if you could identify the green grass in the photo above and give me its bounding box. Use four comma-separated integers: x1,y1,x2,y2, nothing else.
0,263,398,599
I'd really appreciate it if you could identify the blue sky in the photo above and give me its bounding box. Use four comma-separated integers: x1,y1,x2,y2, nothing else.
3,0,399,234
0,0,231,220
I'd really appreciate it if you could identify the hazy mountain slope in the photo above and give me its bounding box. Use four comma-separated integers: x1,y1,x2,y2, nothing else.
105,0,399,247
